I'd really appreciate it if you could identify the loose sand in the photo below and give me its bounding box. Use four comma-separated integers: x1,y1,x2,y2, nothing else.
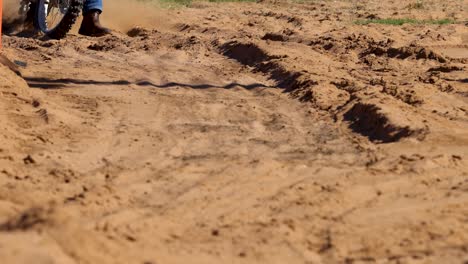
0,0,467,263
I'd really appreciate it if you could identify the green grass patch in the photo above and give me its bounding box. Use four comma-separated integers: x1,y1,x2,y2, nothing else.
157,0,192,8
207,0,256,2
355,18,456,26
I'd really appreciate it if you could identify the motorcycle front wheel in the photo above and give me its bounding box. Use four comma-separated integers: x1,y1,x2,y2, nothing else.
34,0,83,39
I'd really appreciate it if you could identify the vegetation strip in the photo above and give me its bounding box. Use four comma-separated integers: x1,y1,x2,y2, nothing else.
355,18,456,26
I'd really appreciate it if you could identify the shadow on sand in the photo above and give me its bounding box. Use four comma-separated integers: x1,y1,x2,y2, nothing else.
24,77,275,90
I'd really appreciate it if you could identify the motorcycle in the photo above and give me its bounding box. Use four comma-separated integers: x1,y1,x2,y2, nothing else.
19,0,83,39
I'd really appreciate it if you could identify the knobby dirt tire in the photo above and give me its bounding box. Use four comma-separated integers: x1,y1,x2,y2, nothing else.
34,0,83,40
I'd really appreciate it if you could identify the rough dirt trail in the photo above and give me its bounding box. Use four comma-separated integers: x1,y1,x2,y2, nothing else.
0,0,467,263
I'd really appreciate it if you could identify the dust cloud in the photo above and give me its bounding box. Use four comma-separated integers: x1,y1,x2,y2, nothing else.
101,0,170,32
3,0,22,22
2,0,169,33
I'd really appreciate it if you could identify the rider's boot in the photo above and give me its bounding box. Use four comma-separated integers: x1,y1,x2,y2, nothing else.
78,10,111,37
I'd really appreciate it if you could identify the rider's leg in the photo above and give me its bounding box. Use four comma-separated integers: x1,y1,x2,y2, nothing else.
79,0,111,37
83,0,102,13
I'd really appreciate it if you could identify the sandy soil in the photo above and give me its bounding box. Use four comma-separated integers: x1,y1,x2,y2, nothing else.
0,0,467,263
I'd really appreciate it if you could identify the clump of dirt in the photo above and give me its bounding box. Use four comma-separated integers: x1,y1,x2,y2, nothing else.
262,33,289,42
87,36,131,52
127,26,151,38
362,45,447,62
382,84,425,106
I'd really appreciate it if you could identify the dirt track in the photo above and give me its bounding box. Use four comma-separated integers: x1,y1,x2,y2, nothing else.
1,0,467,263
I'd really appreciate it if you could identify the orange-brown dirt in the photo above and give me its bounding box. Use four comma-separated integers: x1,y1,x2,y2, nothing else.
0,0,467,263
